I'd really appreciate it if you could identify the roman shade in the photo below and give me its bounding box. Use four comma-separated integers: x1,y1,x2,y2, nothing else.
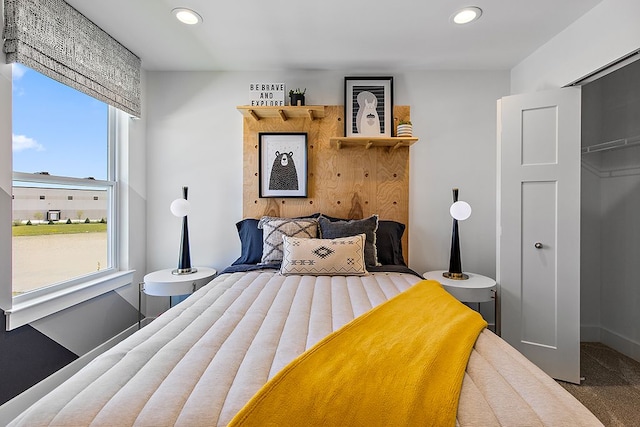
3,0,141,117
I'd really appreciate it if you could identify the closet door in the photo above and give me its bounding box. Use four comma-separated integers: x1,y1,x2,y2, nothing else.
497,87,581,384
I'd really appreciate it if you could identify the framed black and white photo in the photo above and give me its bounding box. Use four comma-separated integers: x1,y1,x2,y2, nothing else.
259,133,308,198
344,76,393,137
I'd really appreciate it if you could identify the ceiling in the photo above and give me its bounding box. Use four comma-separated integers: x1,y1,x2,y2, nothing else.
66,0,603,72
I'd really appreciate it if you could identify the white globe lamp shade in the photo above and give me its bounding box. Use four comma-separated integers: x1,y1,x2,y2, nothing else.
170,198,191,217
450,201,472,221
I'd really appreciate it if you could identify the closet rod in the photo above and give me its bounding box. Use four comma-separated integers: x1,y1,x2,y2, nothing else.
581,134,640,154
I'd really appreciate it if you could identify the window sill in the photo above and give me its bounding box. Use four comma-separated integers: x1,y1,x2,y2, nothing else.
5,270,135,330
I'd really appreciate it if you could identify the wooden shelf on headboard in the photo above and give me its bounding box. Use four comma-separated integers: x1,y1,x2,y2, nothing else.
329,136,419,150
237,105,326,122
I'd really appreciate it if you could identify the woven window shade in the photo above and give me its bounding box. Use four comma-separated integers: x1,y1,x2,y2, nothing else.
3,0,141,117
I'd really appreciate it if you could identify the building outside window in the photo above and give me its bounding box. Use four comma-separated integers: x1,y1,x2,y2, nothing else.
11,64,116,297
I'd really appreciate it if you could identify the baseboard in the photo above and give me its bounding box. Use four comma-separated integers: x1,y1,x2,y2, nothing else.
581,325,640,364
600,327,640,363
0,320,148,425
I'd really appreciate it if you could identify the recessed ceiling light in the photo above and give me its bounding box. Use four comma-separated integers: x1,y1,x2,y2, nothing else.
172,8,203,25
451,6,482,25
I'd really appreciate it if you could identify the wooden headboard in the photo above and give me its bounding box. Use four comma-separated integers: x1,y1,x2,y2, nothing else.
240,105,414,261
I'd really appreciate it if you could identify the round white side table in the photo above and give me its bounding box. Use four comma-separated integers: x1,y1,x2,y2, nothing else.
423,270,496,303
139,267,217,328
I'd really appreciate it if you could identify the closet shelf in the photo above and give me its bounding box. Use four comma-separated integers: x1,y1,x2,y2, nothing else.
582,134,640,154
237,105,325,122
329,136,419,150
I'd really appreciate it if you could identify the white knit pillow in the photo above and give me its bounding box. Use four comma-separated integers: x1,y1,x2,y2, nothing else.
280,234,368,276
258,217,318,264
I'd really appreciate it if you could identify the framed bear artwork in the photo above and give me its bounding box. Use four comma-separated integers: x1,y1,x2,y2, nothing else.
344,76,393,138
258,132,308,198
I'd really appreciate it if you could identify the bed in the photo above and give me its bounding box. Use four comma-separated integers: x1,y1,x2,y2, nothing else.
9,215,603,426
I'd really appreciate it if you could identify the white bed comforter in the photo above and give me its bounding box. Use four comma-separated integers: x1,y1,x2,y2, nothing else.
10,271,602,426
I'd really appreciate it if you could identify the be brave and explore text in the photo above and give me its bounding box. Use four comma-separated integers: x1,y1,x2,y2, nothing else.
249,83,286,106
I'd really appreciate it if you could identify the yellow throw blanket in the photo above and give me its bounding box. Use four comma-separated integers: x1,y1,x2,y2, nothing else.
229,279,487,427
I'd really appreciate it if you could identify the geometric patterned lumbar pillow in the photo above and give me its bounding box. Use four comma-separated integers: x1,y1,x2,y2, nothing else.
280,234,367,276
258,217,318,264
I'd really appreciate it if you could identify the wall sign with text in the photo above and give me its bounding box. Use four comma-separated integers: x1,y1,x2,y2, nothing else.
249,83,285,106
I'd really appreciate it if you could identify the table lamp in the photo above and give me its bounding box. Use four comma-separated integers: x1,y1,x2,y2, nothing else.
170,186,197,275
443,188,472,280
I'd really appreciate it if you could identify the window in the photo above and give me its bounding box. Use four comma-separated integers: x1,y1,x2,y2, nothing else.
11,64,116,298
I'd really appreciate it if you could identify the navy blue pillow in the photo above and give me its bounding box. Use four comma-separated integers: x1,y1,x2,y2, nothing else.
376,220,406,266
231,219,263,265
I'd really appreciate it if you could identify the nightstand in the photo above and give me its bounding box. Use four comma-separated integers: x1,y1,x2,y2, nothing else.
138,267,217,328
423,270,498,332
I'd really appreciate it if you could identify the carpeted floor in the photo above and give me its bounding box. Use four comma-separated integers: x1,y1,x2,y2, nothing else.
557,342,640,427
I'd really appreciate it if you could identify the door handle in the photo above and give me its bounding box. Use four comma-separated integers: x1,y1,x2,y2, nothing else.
534,242,543,249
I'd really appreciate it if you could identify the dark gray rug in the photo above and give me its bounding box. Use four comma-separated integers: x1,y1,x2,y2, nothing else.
557,342,640,427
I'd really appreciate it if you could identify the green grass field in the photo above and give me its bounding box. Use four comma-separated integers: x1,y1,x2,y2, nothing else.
12,223,107,237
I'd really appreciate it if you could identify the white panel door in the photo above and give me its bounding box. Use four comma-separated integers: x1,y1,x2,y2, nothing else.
497,87,581,384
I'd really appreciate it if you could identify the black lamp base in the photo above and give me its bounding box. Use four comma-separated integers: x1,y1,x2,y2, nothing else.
443,271,469,280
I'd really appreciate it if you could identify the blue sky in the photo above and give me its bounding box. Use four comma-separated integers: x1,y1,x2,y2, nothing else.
12,64,108,180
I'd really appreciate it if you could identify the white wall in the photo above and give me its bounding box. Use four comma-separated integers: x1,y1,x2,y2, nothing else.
511,0,640,94
582,147,640,360
145,71,244,274
114,71,148,318
600,169,640,357
405,70,506,280
580,166,602,340
145,70,509,321
580,81,604,341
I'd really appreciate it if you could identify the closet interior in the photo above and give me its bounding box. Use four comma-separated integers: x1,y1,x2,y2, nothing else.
580,58,640,363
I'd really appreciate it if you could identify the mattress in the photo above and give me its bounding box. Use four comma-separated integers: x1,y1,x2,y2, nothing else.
10,270,602,426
